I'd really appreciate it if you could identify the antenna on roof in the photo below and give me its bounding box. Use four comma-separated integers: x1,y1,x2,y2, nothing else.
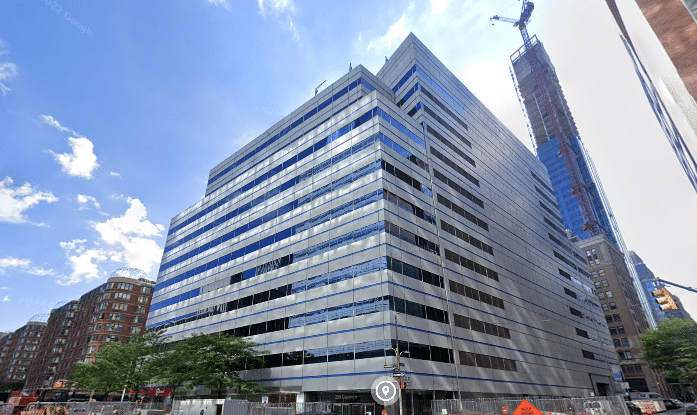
349,63,352,72
315,80,326,96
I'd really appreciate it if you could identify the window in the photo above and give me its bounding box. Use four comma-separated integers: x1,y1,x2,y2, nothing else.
135,306,146,313
132,316,144,324
621,338,630,347
116,283,134,291
602,280,609,287
617,325,626,334
633,364,642,373
613,314,622,322
605,291,613,298
140,286,153,294
602,304,609,311
609,327,618,335
137,296,148,303
605,315,613,323
129,327,142,334
114,292,130,301
586,249,599,265
598,269,605,276
112,303,128,311
594,281,602,289
613,339,621,347
609,302,617,310
598,292,606,300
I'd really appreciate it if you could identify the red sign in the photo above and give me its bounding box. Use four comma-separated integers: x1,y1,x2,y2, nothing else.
512,400,542,415
134,387,173,397
503,406,509,415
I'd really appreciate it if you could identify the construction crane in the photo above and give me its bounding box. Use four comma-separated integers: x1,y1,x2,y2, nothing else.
657,278,697,294
491,1,600,235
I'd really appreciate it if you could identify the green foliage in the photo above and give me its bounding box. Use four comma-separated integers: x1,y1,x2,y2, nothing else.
154,332,266,398
0,380,26,391
641,318,697,387
70,330,167,398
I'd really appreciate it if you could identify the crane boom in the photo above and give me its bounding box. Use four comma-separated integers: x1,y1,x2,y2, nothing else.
491,0,600,235
657,279,697,294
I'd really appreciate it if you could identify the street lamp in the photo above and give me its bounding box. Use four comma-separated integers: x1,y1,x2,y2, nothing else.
385,316,409,415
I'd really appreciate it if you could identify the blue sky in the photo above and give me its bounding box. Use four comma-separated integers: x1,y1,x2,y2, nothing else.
1,0,696,331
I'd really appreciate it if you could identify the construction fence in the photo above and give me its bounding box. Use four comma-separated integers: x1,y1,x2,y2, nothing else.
432,396,630,415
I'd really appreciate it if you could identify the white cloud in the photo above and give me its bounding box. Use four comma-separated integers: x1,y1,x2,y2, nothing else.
42,115,100,179
58,198,164,285
367,7,412,53
0,286,8,290
40,114,80,136
50,136,100,179
257,0,299,42
205,0,230,10
0,256,55,276
110,172,121,177
58,239,109,285
0,40,18,95
2,295,9,303
0,177,59,224
77,194,101,210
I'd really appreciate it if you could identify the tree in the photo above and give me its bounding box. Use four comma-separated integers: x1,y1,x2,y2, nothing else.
641,317,697,387
0,380,26,392
70,330,167,399
155,332,265,399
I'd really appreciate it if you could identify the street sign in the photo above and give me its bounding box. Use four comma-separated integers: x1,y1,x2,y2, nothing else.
371,376,399,406
512,400,542,415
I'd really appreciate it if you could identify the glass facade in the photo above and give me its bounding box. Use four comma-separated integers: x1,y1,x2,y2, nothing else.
149,34,618,400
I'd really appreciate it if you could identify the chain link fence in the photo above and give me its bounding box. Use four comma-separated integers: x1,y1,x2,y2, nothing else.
432,396,630,415
16,402,143,415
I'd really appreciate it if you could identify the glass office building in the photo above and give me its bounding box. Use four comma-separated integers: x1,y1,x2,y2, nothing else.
147,34,618,404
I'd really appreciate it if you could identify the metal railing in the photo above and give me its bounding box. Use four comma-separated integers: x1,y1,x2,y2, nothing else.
432,396,630,415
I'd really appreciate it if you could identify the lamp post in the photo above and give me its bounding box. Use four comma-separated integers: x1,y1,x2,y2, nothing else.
385,316,409,415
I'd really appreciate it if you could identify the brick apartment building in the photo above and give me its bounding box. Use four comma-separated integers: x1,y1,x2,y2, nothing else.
17,271,155,391
0,322,46,386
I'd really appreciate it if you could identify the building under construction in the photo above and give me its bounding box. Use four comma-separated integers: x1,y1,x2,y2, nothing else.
509,36,616,245
496,0,663,395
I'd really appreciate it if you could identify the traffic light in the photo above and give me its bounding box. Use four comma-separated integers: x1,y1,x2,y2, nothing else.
652,287,678,311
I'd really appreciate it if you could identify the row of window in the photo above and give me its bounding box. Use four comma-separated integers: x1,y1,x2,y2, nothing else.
545,218,566,239
433,169,484,208
548,233,571,254
270,338,454,368
430,146,478,187
459,350,517,372
384,188,436,226
385,220,440,256
207,77,375,189
440,219,493,256
609,325,626,335
418,103,472,153
160,158,385,274
412,82,471,139
614,338,631,348
436,193,488,231
380,159,432,197
153,217,439,312
166,131,386,255
621,364,642,374
152,294,449,334
422,118,476,172
539,202,563,224
393,64,465,114
178,102,429,242
452,313,511,340
530,172,554,196
535,186,559,209
443,248,499,282
198,256,447,322
605,314,621,323
448,280,505,310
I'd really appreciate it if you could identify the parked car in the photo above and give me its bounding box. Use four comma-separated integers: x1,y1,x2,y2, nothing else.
625,402,641,415
684,404,697,415
663,400,680,410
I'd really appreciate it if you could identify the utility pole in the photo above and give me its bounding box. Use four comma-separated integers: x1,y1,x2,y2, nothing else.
385,316,409,415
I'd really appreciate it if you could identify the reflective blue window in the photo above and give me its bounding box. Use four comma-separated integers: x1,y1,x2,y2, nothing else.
306,274,328,290
304,347,327,364
304,309,327,325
